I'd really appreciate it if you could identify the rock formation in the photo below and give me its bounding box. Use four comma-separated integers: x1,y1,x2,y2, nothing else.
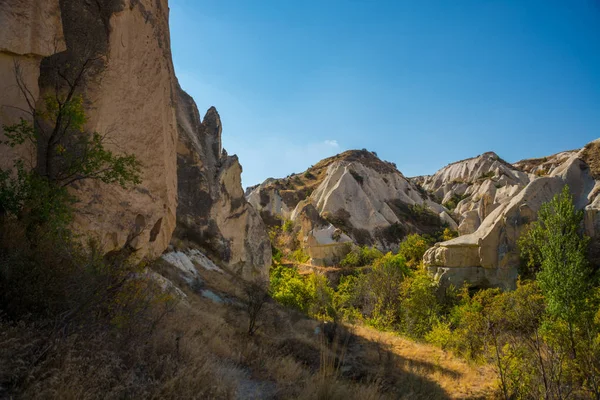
248,150,450,265
174,87,271,280
1,0,179,259
424,139,600,290
0,0,271,279
413,152,530,235
0,0,65,171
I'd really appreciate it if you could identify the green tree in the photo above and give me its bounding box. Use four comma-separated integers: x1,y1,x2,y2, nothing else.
340,245,383,267
519,186,593,355
400,269,440,338
365,252,409,330
269,264,312,313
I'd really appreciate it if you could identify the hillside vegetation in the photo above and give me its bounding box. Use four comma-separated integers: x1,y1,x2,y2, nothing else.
267,186,600,399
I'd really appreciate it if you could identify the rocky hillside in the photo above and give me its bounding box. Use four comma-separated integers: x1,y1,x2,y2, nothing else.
424,139,600,290
0,0,270,279
412,152,530,235
247,150,455,265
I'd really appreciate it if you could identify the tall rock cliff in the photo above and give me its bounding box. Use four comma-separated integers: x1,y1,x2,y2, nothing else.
0,0,65,171
0,0,271,278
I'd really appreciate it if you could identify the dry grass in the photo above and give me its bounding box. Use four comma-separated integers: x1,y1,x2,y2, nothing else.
352,325,497,399
2,250,498,399
581,139,600,179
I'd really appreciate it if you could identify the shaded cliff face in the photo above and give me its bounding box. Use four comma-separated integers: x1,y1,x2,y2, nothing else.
174,86,271,280
0,0,271,278
424,140,600,290
41,0,178,259
247,150,451,264
0,0,65,171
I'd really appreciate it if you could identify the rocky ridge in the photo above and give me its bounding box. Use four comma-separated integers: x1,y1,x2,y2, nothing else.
0,0,270,279
423,139,600,290
412,152,531,235
247,150,453,265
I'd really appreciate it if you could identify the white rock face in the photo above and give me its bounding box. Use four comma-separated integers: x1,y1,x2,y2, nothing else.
174,95,271,281
0,0,179,259
415,152,531,235
67,0,179,259
424,141,600,290
305,224,353,267
248,150,449,261
247,179,293,220
311,161,438,235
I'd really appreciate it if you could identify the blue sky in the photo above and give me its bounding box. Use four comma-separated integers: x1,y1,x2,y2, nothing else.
170,0,600,187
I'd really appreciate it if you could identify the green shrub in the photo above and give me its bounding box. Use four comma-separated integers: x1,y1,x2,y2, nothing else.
0,219,174,331
306,273,335,321
439,227,458,241
269,264,313,313
340,246,383,267
477,171,495,180
443,193,469,212
269,264,336,320
349,170,364,185
400,269,440,338
291,247,311,264
364,253,409,330
332,274,363,323
272,246,283,264
408,204,441,226
303,171,315,180
282,219,294,233
425,321,454,349
375,222,406,245
398,233,434,268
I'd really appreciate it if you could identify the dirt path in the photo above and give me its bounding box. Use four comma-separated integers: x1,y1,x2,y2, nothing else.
351,325,497,399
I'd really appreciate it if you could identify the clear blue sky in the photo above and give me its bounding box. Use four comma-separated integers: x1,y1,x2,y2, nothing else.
170,0,600,187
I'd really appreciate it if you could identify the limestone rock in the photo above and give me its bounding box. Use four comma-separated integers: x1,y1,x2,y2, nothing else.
306,225,353,267
1,0,271,277
0,0,177,259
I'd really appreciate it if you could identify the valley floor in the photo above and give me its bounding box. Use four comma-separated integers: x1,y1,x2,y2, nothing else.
0,249,497,399
350,326,496,399
152,253,498,399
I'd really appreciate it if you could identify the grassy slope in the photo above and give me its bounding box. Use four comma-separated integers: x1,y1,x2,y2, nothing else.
153,258,497,399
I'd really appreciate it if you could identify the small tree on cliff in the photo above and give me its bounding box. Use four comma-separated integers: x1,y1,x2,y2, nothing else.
0,59,141,230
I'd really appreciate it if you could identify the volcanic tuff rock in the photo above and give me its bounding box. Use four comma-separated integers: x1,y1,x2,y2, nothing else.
174,88,271,280
424,139,600,290
0,0,271,278
247,150,451,265
0,0,65,171
413,152,531,235
0,0,179,258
